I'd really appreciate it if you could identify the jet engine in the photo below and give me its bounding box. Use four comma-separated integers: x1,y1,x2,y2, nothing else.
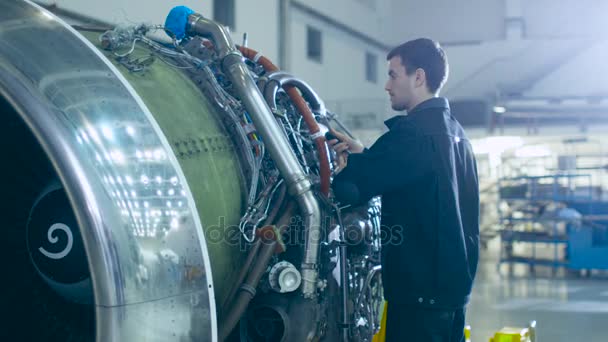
0,2,383,341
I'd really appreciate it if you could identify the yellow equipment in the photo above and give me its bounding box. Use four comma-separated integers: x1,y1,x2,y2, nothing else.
372,301,387,342
371,301,536,342
489,321,537,342
465,325,472,341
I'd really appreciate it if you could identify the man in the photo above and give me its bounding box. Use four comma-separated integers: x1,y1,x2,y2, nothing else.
329,38,479,342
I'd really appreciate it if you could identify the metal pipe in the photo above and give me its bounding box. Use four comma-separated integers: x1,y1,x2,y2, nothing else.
186,13,321,297
228,63,322,297
219,233,277,341
357,264,382,335
265,71,327,116
365,265,381,291
357,265,382,309
265,182,288,226
187,14,236,60
221,238,261,312
278,0,292,70
340,241,349,342
219,202,296,341
335,208,350,342
238,46,331,197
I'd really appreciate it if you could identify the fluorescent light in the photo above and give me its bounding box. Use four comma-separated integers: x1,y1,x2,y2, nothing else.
471,136,524,155
493,106,507,114
514,145,552,158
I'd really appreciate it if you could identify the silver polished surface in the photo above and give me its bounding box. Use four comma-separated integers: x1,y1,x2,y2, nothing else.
188,14,235,61
186,13,323,297
0,1,216,340
97,290,212,341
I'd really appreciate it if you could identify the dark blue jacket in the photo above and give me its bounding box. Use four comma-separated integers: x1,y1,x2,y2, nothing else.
333,97,479,308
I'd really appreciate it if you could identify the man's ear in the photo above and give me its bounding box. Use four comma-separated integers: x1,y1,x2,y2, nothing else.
415,68,426,88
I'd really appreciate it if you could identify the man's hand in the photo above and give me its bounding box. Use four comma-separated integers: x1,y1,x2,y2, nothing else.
326,129,364,173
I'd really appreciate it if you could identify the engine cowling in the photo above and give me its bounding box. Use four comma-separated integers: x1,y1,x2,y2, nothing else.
0,2,383,341
1,1,218,340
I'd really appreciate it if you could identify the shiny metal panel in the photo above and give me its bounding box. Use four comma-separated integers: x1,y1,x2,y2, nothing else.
0,1,216,340
96,290,213,341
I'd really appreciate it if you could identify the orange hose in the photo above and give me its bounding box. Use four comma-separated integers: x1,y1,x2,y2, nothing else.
238,46,331,196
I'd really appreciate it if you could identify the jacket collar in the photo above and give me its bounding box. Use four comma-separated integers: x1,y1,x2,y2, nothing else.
384,97,450,130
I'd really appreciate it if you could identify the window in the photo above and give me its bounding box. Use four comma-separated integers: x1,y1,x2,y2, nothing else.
365,52,377,83
505,17,526,40
213,0,235,29
307,26,322,63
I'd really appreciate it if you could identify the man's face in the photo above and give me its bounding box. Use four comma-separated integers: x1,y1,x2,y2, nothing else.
384,56,416,111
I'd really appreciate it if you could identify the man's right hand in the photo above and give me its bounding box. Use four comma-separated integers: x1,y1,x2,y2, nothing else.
326,129,365,154
326,129,364,172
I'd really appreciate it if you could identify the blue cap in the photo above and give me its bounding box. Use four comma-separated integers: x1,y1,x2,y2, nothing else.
165,6,195,40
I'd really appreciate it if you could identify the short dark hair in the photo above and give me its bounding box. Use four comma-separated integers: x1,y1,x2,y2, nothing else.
387,38,449,94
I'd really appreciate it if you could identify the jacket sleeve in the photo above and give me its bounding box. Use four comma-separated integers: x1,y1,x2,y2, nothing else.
332,133,433,205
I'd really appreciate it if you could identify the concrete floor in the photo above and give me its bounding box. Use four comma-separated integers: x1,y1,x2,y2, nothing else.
467,238,608,342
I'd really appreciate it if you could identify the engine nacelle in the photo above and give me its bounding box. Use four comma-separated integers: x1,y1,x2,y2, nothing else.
0,2,383,341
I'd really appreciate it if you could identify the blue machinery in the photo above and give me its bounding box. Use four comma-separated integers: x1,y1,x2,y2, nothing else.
498,174,608,273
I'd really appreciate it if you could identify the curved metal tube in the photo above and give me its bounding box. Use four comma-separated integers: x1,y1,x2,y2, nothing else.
237,45,331,197
356,264,382,334
187,14,236,61
360,265,382,306
186,13,322,298
220,201,295,340
1,2,217,340
221,239,261,312
219,236,277,341
221,183,286,312
264,71,327,117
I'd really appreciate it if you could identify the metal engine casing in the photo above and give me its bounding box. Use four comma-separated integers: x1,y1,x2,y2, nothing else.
0,1,220,340
0,2,384,341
